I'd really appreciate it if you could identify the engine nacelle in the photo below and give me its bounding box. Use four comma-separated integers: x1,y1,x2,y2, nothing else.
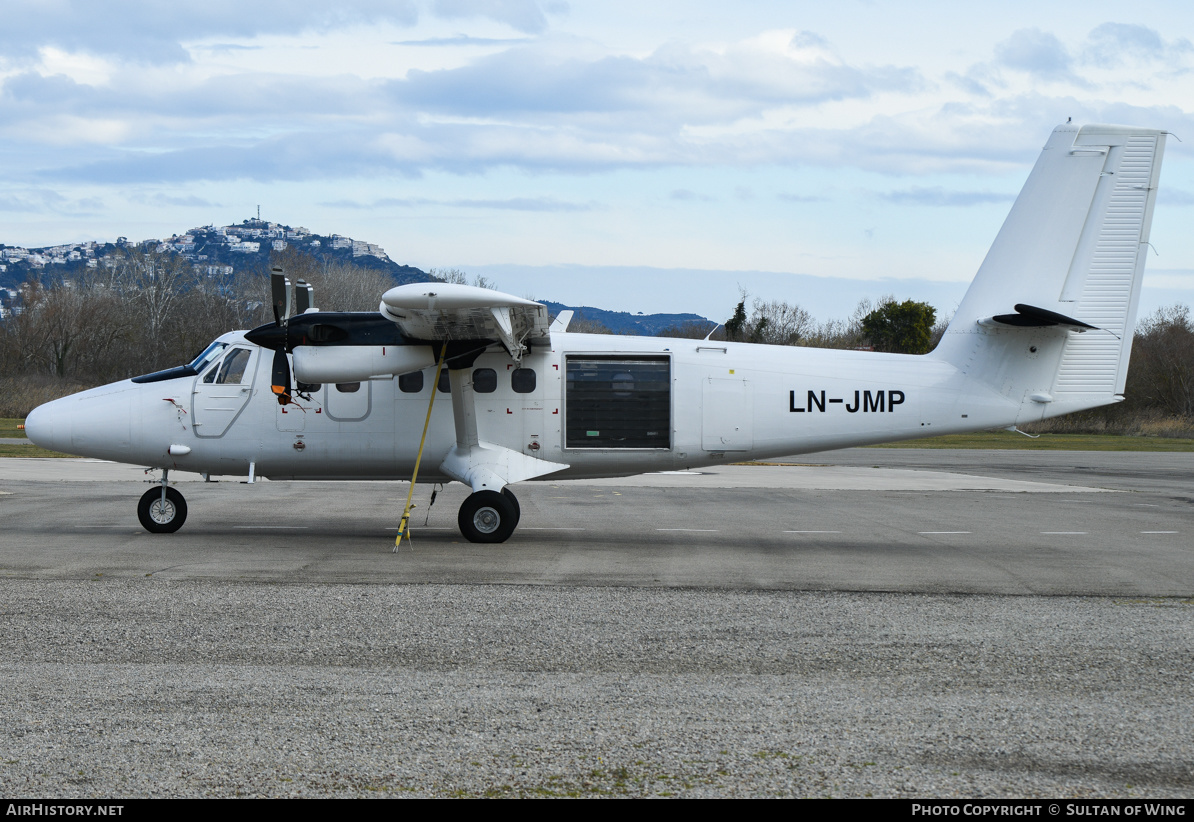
292,344,436,384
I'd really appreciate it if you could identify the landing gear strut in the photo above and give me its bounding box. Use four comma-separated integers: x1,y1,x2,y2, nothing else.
137,485,187,533
458,488,520,543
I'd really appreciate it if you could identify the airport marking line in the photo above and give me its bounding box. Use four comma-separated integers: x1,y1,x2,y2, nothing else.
233,525,310,530
656,528,719,532
1141,530,1179,534
919,531,972,534
1041,531,1088,534
784,530,842,533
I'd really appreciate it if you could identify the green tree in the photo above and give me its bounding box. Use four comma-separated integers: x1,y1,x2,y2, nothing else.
723,299,748,342
860,299,937,354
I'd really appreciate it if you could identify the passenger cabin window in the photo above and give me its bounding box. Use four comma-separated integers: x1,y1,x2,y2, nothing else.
511,368,536,394
473,368,497,393
203,347,251,385
565,356,670,449
335,382,361,393
437,370,451,393
398,372,423,393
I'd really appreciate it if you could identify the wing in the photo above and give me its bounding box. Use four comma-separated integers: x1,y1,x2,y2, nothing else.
379,283,550,360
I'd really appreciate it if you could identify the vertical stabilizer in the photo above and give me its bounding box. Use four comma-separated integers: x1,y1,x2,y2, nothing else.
933,123,1166,419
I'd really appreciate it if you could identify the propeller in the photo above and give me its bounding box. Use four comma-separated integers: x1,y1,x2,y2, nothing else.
270,266,293,406
295,280,313,315
248,267,319,405
271,266,291,326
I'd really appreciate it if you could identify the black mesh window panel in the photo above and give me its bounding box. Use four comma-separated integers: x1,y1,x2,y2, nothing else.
566,357,670,448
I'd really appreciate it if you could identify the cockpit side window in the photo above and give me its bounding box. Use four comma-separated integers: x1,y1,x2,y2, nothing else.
203,347,251,384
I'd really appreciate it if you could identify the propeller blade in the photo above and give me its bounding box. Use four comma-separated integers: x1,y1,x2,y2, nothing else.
295,280,314,315
270,267,291,326
271,347,292,405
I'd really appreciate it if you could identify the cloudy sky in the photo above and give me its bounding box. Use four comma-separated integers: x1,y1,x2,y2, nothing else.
3,0,1193,321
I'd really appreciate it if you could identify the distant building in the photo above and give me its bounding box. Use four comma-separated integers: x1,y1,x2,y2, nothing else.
352,240,388,259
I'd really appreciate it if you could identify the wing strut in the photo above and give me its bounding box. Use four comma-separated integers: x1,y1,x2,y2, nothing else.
394,341,449,552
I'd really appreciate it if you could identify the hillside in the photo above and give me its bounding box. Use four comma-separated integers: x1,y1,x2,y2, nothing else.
0,219,715,333
541,301,711,335
0,219,430,293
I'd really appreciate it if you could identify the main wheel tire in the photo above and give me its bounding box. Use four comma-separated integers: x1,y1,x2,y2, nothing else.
501,487,521,528
137,487,188,534
458,490,517,543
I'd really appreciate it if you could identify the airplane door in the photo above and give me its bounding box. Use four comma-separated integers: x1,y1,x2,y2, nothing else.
192,346,257,438
702,377,753,451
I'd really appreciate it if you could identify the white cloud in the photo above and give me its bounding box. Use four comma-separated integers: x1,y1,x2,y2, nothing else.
431,0,558,34
2,2,1194,303
1081,22,1192,66
995,28,1078,82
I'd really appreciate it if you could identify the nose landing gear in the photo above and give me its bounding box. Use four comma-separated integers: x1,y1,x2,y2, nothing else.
137,486,187,533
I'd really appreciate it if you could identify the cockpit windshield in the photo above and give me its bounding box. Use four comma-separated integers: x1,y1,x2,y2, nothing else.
131,340,231,385
189,341,229,373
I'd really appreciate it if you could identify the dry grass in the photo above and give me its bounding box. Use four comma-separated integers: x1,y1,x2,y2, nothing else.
870,430,1194,451
1020,409,1194,439
0,375,93,419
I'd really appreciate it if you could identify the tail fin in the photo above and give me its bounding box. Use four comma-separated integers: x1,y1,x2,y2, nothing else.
934,123,1167,421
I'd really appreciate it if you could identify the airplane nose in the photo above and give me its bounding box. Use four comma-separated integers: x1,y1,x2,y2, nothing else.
23,400,60,451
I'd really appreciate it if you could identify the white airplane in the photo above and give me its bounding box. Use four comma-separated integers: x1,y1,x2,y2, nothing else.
25,123,1167,544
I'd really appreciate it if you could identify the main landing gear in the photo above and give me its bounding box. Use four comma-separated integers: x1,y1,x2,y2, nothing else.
457,487,521,543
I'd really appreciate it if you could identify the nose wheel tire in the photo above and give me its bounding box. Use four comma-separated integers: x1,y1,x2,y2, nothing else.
137,487,188,534
458,490,518,543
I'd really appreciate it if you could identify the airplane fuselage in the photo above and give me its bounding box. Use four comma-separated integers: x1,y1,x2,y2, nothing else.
28,327,1046,483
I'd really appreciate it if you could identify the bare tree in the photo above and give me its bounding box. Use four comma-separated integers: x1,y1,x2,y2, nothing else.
1127,304,1194,417
266,248,397,312
748,298,814,345
428,267,497,290
720,291,816,346
109,249,195,353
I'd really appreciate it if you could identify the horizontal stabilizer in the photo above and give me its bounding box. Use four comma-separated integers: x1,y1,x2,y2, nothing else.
981,304,1100,332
